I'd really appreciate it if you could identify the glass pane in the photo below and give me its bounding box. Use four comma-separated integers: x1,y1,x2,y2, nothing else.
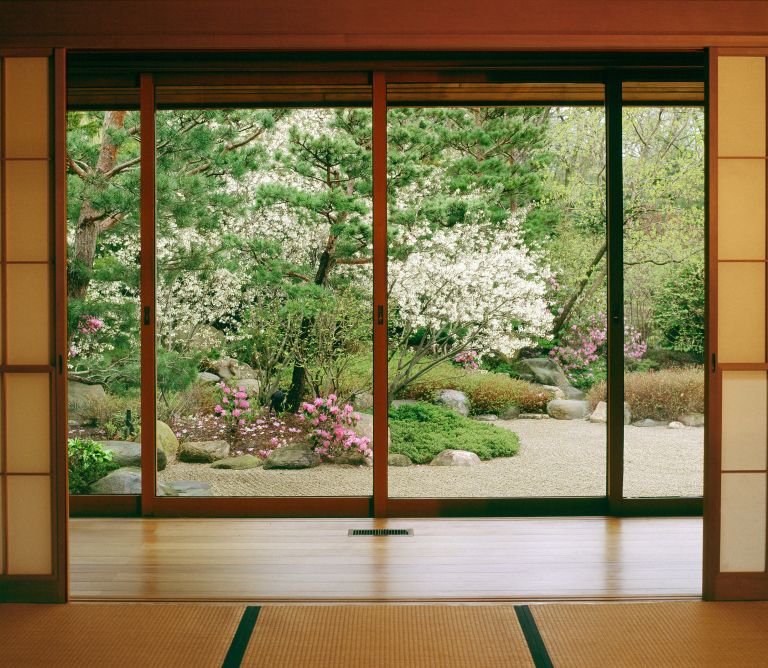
66,110,142,496
154,106,373,497
386,103,607,498
622,105,705,498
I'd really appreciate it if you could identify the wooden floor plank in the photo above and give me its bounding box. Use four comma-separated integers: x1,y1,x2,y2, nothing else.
69,516,702,601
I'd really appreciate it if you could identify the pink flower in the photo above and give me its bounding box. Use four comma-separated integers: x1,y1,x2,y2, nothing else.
270,437,279,446
222,396,229,404
328,394,337,402
314,397,324,406
214,405,223,414
232,408,241,417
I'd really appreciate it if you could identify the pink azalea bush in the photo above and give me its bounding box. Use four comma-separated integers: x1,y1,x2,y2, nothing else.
213,381,253,437
549,312,646,387
453,349,480,370
298,394,372,461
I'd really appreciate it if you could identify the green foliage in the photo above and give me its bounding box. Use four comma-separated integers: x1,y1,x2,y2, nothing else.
389,402,520,464
68,438,119,494
587,367,704,421
651,260,705,359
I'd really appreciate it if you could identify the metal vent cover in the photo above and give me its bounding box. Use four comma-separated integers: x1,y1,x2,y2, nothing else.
348,529,413,536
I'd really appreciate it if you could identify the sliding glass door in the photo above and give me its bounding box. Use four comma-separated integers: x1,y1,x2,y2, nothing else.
65,55,705,517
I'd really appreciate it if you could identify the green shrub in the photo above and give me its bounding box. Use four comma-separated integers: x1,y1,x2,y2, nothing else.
77,392,141,430
389,402,520,464
587,367,704,421
156,383,219,423
652,260,705,360
398,362,552,414
68,438,119,494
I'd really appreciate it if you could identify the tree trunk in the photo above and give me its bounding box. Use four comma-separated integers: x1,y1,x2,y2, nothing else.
551,240,607,339
285,238,337,411
69,111,127,301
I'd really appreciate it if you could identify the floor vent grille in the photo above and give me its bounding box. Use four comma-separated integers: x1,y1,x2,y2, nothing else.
348,529,413,536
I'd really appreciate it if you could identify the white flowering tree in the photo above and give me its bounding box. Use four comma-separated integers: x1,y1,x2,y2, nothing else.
387,208,553,402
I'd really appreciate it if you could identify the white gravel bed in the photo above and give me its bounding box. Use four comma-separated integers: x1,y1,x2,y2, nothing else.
157,419,703,498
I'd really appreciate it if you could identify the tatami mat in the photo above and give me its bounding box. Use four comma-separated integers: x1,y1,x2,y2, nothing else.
531,601,768,667
242,605,534,667
0,603,245,668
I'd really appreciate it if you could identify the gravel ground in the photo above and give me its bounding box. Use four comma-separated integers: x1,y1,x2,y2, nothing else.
157,418,703,498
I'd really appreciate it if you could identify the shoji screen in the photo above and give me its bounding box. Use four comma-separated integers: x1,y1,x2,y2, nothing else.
709,52,768,599
0,53,64,602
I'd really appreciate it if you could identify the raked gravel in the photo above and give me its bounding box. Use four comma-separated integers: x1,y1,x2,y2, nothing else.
157,418,703,498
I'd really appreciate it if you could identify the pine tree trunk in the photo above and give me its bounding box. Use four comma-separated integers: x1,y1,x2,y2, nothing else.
69,111,127,301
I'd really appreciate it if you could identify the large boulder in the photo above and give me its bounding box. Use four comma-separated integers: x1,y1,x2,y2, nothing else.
99,440,166,471
232,378,260,397
89,467,141,495
520,358,571,389
68,381,106,410
179,440,230,463
434,389,471,417
588,401,632,425
263,443,320,469
354,413,390,447
197,371,220,384
547,399,591,420
430,449,482,466
211,454,263,470
391,399,418,410
137,420,180,458
211,357,257,381
388,453,413,467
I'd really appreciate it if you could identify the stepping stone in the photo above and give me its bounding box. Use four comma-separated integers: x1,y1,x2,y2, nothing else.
500,405,521,420
211,454,263,470
632,418,669,428
473,414,498,422
159,481,212,497
678,413,704,427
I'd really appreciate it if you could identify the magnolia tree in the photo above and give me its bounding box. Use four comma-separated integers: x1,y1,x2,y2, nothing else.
387,208,553,403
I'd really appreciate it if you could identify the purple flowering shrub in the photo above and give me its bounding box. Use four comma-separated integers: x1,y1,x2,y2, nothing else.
299,394,372,461
549,312,646,388
213,381,253,436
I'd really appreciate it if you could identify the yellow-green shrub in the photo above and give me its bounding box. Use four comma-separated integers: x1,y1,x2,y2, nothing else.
587,367,704,421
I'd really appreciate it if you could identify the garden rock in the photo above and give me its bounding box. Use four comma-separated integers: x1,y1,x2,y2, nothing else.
89,467,141,495
521,358,570,389
391,399,418,409
263,443,320,469
68,381,106,409
159,481,212,497
100,440,166,471
519,413,549,419
430,449,482,466
355,413,390,446
388,453,412,467
588,401,632,425
137,420,180,458
474,414,498,422
335,450,372,467
434,389,471,417
632,418,669,428
500,405,521,420
354,392,374,410
542,384,565,400
546,399,591,420
197,371,220,384
233,378,260,396
211,454,263,470
668,421,686,429
678,413,704,427
212,357,257,381
178,440,230,463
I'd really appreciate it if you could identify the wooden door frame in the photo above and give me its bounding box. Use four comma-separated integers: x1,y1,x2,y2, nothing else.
64,51,706,520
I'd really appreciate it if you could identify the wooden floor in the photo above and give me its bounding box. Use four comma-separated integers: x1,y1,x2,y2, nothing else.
69,516,703,601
